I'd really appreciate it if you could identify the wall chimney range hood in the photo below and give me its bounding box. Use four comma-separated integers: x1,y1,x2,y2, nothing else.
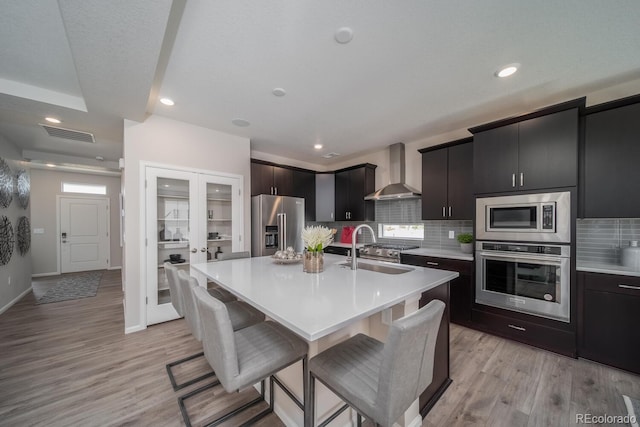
364,143,421,200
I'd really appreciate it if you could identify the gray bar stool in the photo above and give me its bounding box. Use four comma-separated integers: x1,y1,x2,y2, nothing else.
186,286,308,427
308,299,445,427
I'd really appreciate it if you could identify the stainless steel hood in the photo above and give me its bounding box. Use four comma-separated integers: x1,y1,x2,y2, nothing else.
364,143,421,200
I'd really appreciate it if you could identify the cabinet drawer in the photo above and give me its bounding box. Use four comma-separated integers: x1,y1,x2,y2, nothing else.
401,254,473,275
472,309,576,357
583,272,640,296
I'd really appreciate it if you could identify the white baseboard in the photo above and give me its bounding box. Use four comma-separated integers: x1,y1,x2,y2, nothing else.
107,266,122,271
32,271,60,278
0,287,32,315
125,324,146,334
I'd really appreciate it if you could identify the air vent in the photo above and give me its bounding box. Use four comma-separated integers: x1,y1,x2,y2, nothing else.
322,152,341,159
40,124,95,143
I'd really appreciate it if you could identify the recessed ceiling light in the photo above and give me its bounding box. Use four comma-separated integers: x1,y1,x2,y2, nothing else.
272,88,286,97
46,163,56,167
232,118,251,127
160,97,175,106
164,184,170,188
314,144,323,150
335,27,354,44
495,63,520,78
45,117,61,124
95,156,104,161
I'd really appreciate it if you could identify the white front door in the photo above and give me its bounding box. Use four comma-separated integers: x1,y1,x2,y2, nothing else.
60,197,110,273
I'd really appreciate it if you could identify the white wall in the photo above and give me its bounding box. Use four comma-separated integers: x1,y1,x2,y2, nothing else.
30,169,122,275
123,115,251,333
0,136,31,314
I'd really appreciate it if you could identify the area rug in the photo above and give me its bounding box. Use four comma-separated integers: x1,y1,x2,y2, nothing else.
623,395,640,427
36,271,103,304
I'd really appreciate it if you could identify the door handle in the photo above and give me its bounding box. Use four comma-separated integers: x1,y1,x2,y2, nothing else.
520,172,524,187
448,206,452,217
508,324,526,332
190,248,197,253
200,248,207,252
442,207,446,218
512,173,516,187
619,284,640,291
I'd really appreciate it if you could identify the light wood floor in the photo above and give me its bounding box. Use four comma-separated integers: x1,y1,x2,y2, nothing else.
1,270,638,427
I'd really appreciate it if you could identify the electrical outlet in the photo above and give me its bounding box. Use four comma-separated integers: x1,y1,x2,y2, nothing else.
449,230,455,239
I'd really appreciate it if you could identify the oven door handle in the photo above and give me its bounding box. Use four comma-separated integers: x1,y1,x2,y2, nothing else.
477,252,564,265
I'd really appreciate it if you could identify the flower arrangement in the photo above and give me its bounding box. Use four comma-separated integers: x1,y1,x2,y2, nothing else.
301,226,336,253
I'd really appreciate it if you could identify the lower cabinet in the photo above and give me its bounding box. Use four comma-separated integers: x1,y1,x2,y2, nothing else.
578,271,640,374
401,254,473,326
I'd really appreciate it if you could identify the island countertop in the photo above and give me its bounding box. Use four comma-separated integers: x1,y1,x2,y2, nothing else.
192,254,458,341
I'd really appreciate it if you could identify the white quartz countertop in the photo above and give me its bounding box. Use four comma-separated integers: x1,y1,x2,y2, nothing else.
577,262,640,278
192,254,458,341
401,247,474,261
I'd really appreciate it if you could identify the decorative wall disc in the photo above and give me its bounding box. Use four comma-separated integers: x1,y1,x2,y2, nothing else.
0,215,14,265
17,216,30,256
16,170,30,209
0,158,13,208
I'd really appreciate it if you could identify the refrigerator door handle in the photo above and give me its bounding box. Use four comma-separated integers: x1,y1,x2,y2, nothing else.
277,213,286,251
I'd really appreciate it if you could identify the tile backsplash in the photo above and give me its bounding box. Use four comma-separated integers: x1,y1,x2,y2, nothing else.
577,218,640,264
311,199,473,250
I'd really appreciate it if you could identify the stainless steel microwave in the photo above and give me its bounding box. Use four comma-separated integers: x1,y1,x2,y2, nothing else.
476,191,571,243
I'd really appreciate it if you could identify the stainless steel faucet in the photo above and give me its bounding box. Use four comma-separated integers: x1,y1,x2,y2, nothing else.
352,224,376,270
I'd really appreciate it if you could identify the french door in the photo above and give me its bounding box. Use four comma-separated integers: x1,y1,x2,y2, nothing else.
145,166,243,325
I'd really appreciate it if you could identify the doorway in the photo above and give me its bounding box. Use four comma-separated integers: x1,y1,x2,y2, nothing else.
59,196,110,273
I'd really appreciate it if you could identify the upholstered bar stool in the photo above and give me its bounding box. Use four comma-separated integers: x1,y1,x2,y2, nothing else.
308,299,445,427
184,286,308,427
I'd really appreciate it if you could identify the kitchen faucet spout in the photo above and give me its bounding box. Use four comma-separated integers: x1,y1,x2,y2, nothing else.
352,224,376,270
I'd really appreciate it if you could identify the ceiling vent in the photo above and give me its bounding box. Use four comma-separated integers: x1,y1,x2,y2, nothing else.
322,152,341,159
39,124,95,143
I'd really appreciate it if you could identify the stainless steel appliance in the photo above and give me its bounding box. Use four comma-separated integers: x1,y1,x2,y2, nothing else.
476,191,571,243
359,243,419,263
476,241,570,322
251,195,305,256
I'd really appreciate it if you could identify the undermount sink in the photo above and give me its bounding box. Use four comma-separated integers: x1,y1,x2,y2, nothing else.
338,261,414,275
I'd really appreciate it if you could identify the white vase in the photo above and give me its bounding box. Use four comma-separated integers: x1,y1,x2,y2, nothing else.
460,243,473,254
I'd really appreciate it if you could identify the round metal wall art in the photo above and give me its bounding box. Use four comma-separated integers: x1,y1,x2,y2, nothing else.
16,169,30,209
0,215,14,265
0,157,13,208
17,216,30,256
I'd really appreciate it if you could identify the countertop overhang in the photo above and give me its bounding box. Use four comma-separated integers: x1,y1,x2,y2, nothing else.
192,254,458,341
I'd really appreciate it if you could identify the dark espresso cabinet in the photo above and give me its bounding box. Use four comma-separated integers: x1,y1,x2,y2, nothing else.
578,272,640,375
583,99,640,218
401,254,473,326
334,164,376,221
471,105,580,194
420,139,473,220
250,162,293,196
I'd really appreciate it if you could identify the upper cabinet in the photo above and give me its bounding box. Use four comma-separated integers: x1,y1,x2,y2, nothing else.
471,101,581,194
334,164,377,221
250,160,316,221
583,97,640,218
315,173,335,222
420,139,473,220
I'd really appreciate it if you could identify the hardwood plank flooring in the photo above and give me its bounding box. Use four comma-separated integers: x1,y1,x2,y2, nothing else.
1,271,639,426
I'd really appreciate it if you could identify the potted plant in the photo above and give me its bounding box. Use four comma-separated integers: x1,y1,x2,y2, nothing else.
457,232,474,254
301,226,336,273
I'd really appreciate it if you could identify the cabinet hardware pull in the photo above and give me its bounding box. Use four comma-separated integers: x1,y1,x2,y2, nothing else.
520,172,524,187
448,206,452,217
270,186,274,195
427,261,439,266
508,324,526,332
442,207,446,218
200,248,206,252
619,284,640,290
512,173,516,187
274,187,278,195
190,248,197,253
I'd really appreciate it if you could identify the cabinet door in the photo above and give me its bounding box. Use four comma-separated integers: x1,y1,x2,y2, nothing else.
334,170,350,221
580,272,640,374
251,162,274,196
584,103,640,218
292,169,316,221
447,142,474,219
421,148,448,219
473,123,519,194
518,108,578,191
348,168,366,220
315,173,335,222
272,166,293,196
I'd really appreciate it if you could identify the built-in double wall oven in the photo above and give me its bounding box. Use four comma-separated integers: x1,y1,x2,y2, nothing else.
475,191,571,322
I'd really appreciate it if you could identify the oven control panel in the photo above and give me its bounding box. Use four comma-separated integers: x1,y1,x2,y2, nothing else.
480,242,563,255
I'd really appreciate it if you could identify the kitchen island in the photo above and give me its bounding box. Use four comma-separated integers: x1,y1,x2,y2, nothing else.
192,254,458,427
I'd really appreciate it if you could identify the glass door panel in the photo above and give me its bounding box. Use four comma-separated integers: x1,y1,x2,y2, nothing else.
206,181,233,261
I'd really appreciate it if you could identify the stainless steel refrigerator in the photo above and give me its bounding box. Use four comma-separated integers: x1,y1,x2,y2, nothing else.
251,195,305,256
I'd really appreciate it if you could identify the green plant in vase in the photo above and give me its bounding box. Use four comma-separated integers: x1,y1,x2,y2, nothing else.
456,232,474,254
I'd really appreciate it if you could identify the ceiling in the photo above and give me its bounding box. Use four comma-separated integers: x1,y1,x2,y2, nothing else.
2,1,640,173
